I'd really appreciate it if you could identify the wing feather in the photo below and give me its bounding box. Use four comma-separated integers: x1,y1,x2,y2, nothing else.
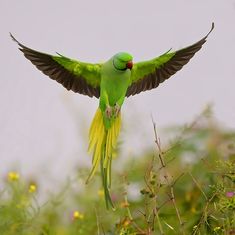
126,23,214,97
11,34,101,98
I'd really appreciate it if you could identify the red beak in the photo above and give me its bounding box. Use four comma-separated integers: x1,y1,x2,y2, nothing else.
126,61,133,70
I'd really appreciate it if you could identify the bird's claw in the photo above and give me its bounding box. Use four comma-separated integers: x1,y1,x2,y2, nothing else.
105,106,113,119
105,104,120,118
114,104,120,117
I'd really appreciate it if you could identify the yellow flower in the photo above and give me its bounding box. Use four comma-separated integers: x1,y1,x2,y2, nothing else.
120,217,131,227
8,171,20,181
191,207,197,213
98,189,104,197
29,184,37,193
213,226,221,232
123,219,131,227
73,211,84,220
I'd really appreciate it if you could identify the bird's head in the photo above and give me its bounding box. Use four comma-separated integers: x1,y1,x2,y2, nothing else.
113,52,133,71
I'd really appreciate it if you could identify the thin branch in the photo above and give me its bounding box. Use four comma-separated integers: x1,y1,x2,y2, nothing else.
153,206,164,235
192,192,217,235
188,172,208,201
122,175,146,235
152,119,185,235
94,207,100,235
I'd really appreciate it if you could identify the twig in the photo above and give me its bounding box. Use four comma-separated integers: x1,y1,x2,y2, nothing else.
152,119,185,235
188,172,208,201
153,206,164,235
94,207,100,235
144,156,155,194
122,175,146,235
192,192,217,235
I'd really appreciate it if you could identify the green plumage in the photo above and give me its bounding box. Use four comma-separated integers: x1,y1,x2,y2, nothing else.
53,55,101,88
131,50,175,83
100,54,132,129
10,23,214,209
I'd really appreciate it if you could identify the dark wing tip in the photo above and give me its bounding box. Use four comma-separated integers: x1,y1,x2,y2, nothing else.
205,22,215,39
10,33,18,44
9,32,15,40
10,33,27,50
10,33,19,44
210,22,215,34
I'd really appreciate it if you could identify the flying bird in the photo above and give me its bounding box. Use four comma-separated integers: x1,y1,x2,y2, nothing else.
11,23,214,209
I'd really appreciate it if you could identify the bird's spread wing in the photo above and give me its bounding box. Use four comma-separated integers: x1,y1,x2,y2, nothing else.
11,34,101,98
126,23,214,97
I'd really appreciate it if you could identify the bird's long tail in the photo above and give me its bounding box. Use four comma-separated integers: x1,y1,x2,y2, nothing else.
86,108,121,209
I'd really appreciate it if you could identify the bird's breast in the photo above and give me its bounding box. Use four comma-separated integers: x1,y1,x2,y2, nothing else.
101,68,131,106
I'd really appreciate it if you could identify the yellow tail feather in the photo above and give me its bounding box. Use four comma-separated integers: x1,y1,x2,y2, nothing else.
86,109,105,183
86,108,121,209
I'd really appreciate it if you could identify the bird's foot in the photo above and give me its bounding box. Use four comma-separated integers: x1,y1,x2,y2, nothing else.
105,105,113,119
114,103,121,117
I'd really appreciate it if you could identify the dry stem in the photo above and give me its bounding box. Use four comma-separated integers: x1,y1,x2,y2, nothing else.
152,119,185,235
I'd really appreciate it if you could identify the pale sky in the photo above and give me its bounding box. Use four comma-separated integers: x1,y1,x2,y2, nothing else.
1,0,235,186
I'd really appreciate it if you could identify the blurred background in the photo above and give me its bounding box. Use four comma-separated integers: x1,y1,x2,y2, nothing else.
0,0,234,188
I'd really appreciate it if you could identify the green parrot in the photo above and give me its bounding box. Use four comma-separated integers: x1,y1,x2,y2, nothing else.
11,23,214,209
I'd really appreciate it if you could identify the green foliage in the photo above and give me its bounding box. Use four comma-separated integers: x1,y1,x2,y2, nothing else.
1,108,235,234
